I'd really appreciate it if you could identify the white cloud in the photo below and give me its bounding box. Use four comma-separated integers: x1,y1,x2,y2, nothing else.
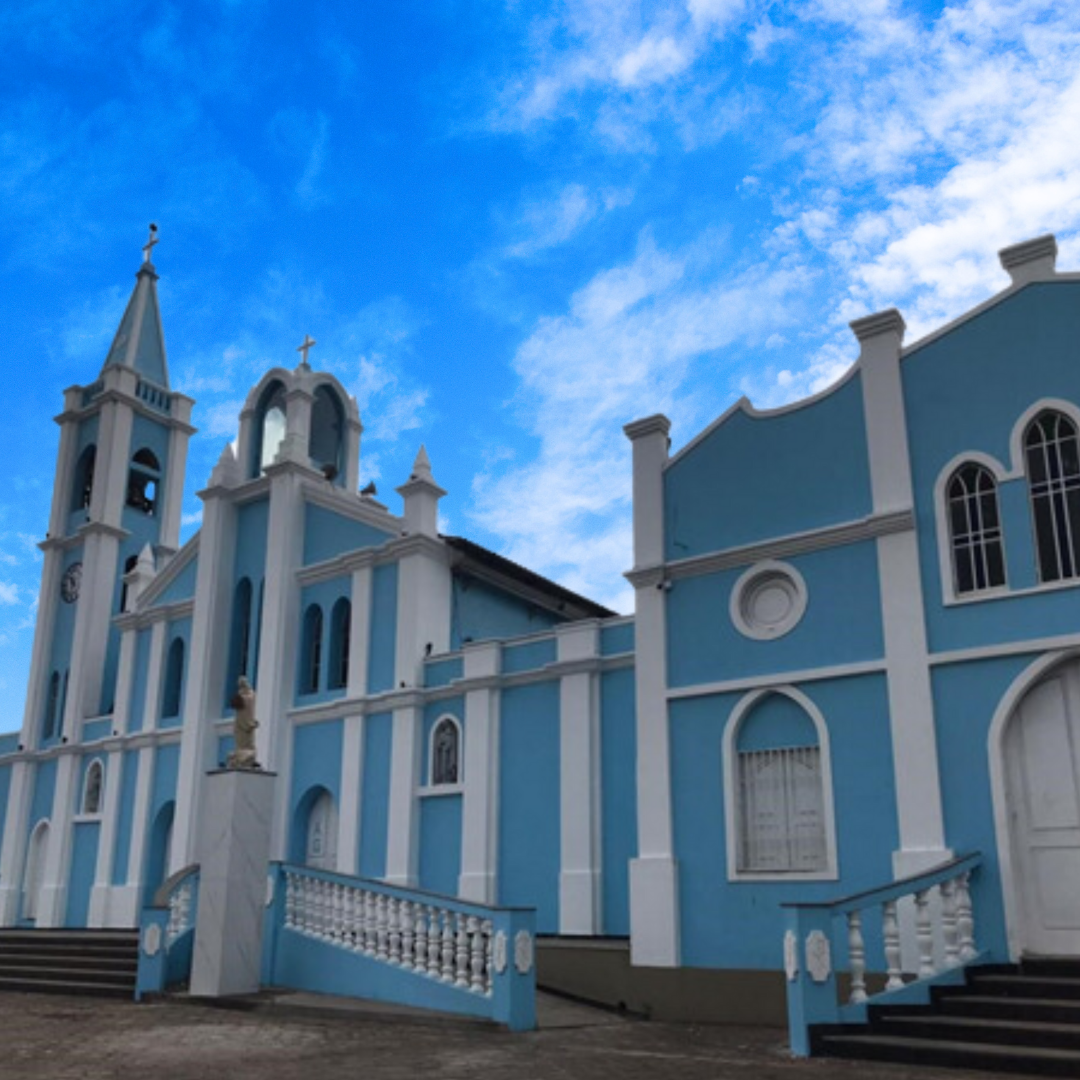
351,355,429,444
181,509,203,528
506,184,614,258
0,583,20,605
202,399,245,439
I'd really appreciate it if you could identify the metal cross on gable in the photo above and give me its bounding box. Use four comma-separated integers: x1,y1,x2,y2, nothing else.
142,223,159,264
297,334,317,369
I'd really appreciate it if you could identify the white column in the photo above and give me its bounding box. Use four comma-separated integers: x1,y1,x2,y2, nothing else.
459,643,501,903
557,623,602,935
394,545,452,691
35,753,79,927
112,745,154,925
853,311,949,873
19,550,63,746
111,628,139,737
0,761,33,924
141,622,168,734
156,396,194,554
47,394,82,539
624,414,680,967
347,565,372,698
384,703,421,887
337,714,364,877
88,748,124,926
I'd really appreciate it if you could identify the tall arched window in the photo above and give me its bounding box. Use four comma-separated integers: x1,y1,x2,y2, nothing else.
431,717,461,786
126,448,161,515
300,604,324,695
253,381,287,476
1026,410,1080,582
328,597,351,690
947,463,1006,594
309,385,345,483
71,445,96,511
82,760,104,816
162,637,185,719
43,671,60,741
227,578,253,700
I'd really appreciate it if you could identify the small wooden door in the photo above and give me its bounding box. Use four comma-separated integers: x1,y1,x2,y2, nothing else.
305,791,337,871
22,822,49,922
1005,662,1080,955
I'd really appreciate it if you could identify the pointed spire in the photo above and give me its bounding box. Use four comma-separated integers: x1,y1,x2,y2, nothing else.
100,225,170,388
411,444,433,481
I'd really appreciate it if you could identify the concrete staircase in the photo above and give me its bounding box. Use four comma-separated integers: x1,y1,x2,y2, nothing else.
814,959,1080,1076
0,929,139,998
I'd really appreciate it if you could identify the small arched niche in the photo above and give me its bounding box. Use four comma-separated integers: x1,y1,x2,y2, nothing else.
71,445,96,512
252,380,288,477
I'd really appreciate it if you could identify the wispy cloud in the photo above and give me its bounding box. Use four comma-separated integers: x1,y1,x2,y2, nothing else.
505,183,634,258
0,583,20,605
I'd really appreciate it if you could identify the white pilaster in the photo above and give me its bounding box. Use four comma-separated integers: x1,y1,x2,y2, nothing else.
385,704,421,887
853,311,948,865
624,414,680,967
394,546,452,692
141,621,168,734
20,551,63,746
557,623,601,935
157,395,194,553
0,762,33,925
459,642,501,903
35,753,78,927
111,745,154,925
88,748,124,927
110,628,138,737
336,714,364,876
47,400,80,539
346,565,372,698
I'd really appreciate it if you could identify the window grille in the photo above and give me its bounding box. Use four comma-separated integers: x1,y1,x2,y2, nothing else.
737,746,826,873
1025,411,1080,582
947,463,1006,594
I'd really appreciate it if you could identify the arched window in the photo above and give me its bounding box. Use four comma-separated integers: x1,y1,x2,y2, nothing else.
118,553,140,613
309,385,345,483
253,381,287,476
71,445,96,511
724,689,836,879
431,717,461,786
82,760,104,816
227,578,253,702
947,463,1006,594
300,604,324,695
162,637,185,719
126,447,161,515
43,671,60,741
1025,410,1080,582
328,598,351,690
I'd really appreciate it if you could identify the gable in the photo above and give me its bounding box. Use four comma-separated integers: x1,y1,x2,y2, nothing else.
303,503,395,566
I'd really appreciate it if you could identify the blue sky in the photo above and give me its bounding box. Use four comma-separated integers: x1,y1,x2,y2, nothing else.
2,0,1079,727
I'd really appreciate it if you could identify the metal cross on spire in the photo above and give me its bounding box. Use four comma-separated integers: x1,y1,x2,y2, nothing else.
297,334,317,369
142,223,159,264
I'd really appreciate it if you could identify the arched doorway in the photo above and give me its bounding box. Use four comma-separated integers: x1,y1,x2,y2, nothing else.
1001,658,1080,956
22,821,50,922
144,802,175,905
293,787,337,871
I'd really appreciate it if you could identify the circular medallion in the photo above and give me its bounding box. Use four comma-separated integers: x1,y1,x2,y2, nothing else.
730,561,807,640
60,562,83,604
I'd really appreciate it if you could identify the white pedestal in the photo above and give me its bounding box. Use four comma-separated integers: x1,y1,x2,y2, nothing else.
190,769,276,997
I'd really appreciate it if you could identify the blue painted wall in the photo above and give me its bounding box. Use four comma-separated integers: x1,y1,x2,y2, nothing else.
600,668,637,936
450,575,563,650
502,637,557,674
424,656,463,689
289,719,344,862
600,620,635,656
65,822,100,927
154,551,198,607
111,749,140,886
42,549,82,747
303,503,393,566
904,281,1080,653
295,579,351,705
28,759,57,834
498,681,560,932
158,618,192,729
82,718,113,743
144,743,179,901
736,694,819,750
667,541,884,688
367,564,398,695
359,712,392,878
671,674,898,969
418,796,463,896
233,499,270,585
664,374,873,560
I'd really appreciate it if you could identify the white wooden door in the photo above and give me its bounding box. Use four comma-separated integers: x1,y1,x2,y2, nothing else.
305,792,337,871
1006,662,1080,955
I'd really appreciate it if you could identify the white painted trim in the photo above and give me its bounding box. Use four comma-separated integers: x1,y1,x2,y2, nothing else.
384,705,421,888
35,753,78,927
427,713,463,787
666,659,886,700
142,621,167,733
729,560,808,641
134,533,200,612
930,631,1080,667
459,666,500,904
88,748,123,927
81,757,106,817
418,783,464,798
125,745,155,900
336,713,364,876
0,762,32,924
1008,397,1080,475
942,576,1080,608
986,648,1080,960
346,566,372,699
721,686,838,883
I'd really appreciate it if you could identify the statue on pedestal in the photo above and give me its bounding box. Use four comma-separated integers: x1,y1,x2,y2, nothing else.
227,676,260,769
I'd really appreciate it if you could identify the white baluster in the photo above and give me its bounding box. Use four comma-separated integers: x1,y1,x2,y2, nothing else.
955,872,976,962
940,878,960,967
376,894,389,961
914,889,935,978
483,920,494,995
428,910,442,977
882,900,904,991
847,909,868,1004
388,898,402,964
455,914,471,988
362,891,376,953
414,905,429,971
468,917,485,994
400,901,415,970
441,911,455,982
285,873,297,931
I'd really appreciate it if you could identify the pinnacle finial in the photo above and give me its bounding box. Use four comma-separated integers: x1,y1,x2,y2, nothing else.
297,334,317,370
142,223,159,264
412,444,432,480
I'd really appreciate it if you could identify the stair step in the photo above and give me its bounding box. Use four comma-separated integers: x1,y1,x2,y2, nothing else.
0,931,139,1000
0,962,135,985
878,1012,1080,1051
0,945,138,963
968,973,1080,999
935,992,1080,1024
1021,958,1080,979
818,1033,1080,1077
0,975,135,999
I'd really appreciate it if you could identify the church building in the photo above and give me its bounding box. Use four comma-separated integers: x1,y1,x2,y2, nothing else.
0,231,1078,1030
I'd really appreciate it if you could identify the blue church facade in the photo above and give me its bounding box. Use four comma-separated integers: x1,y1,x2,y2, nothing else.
1,233,1078,1023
